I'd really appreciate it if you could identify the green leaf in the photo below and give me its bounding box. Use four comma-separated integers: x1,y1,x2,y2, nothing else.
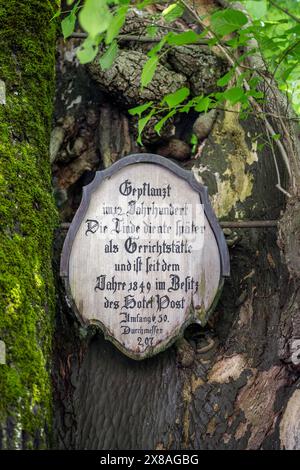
147,34,170,57
62,14,76,39
76,36,98,64
225,27,252,48
136,0,154,8
162,3,184,23
51,10,61,21
128,101,153,117
137,110,155,144
214,92,223,101
225,37,239,49
167,30,200,46
245,0,267,20
237,71,250,88
180,106,190,114
179,99,194,113
99,40,118,70
190,134,198,145
240,111,249,121
190,133,198,152
154,110,176,135
162,87,190,108
210,9,248,37
61,2,80,39
258,37,280,59
272,133,281,141
285,25,300,36
194,96,211,113
217,69,235,87
246,89,264,99
249,77,260,88
241,101,250,112
79,0,112,38
141,56,158,88
106,5,128,44
280,65,295,82
146,25,158,38
223,86,245,104
77,47,98,64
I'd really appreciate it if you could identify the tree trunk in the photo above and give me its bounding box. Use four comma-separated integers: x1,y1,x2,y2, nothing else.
0,0,58,449
52,7,300,447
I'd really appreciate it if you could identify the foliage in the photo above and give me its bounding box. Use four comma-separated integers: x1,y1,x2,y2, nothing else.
238,0,300,114
58,0,300,143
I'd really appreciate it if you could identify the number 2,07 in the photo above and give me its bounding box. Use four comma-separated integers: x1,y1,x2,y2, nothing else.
137,337,154,348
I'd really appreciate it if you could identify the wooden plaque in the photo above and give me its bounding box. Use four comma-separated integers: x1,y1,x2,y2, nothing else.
60,154,230,360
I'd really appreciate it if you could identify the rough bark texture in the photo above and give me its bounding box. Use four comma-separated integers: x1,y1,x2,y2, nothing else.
0,0,58,449
52,1,300,450
86,9,227,145
88,50,187,109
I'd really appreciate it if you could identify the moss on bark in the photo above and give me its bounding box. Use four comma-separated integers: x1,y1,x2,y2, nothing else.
0,0,58,449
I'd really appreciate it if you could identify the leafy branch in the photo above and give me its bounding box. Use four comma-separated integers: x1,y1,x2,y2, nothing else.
179,0,294,192
268,0,300,24
58,0,300,193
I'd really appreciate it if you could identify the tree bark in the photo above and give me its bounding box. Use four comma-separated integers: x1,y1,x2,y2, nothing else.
51,1,300,450
0,0,58,449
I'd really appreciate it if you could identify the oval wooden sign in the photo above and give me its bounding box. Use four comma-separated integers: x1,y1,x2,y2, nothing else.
60,154,230,360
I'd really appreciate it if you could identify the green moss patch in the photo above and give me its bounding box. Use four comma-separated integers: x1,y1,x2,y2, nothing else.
0,0,58,449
